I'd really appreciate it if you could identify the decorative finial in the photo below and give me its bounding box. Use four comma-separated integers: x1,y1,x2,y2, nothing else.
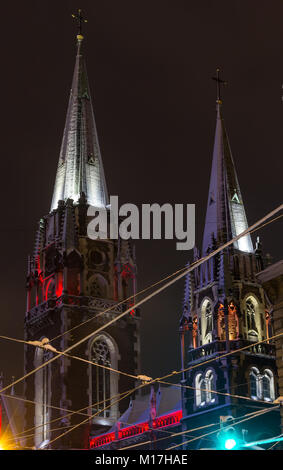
212,68,227,105
72,9,88,41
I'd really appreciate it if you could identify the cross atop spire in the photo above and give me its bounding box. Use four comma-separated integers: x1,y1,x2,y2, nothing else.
202,78,253,255
212,68,227,104
72,9,88,40
50,14,109,212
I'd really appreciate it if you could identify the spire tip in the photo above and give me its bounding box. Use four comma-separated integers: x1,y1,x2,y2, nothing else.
72,9,87,40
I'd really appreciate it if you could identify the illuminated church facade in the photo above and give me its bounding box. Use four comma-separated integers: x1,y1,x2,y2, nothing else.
24,28,140,449
179,80,280,448
22,19,281,450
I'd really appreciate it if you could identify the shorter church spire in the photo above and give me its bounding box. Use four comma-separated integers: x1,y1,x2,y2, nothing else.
202,69,253,256
51,11,109,212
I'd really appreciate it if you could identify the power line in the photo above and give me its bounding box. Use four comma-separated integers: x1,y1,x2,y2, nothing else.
8,374,270,444
49,264,191,343
7,374,259,443
39,328,283,448
158,380,278,406
157,331,283,385
0,334,140,381
44,212,283,345
166,405,279,450
1,329,282,444
43,211,283,345
0,203,282,449
120,406,278,451
3,386,139,442
46,382,146,447
1,203,281,398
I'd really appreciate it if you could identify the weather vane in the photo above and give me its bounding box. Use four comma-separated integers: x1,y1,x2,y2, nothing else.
72,9,88,39
212,68,227,104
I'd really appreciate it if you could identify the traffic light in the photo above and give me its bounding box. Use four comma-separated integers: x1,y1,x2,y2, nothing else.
217,416,240,450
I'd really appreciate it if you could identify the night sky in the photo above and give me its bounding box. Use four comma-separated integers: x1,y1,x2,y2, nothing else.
0,1,282,392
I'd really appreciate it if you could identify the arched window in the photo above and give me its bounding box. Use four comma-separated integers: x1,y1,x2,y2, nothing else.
201,299,213,345
250,367,259,399
90,335,118,419
262,369,275,402
195,369,215,407
249,367,275,401
34,346,51,447
195,373,206,407
205,370,215,404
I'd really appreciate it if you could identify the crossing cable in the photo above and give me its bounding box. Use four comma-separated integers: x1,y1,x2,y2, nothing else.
45,350,282,449
47,212,283,344
0,206,283,442
0,390,89,418
5,424,77,444
0,204,282,398
49,265,190,343
12,415,181,446
1,330,282,441
7,374,274,443
0,334,139,380
6,372,265,444
22,327,282,448
158,380,278,406
119,405,279,450
47,331,283,447
267,433,283,450
2,385,139,441
46,381,148,447
165,405,279,450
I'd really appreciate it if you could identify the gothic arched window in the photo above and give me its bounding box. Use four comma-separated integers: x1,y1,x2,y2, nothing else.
249,367,275,401
90,335,118,419
250,367,259,399
195,369,215,407
205,369,215,404
195,373,206,407
262,369,275,402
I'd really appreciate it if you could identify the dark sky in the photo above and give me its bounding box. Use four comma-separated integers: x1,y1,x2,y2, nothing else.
0,1,282,391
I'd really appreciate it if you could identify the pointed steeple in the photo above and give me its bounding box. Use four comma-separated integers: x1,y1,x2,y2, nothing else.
202,70,253,256
51,23,109,212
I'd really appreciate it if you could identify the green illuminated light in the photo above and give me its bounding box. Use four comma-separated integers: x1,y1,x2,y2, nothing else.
224,438,237,450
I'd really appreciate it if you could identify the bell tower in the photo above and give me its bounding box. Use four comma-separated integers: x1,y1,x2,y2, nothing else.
179,71,279,448
24,16,140,449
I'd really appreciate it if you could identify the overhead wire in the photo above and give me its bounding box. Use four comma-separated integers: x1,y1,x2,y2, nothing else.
165,405,279,450
0,204,282,443
158,380,278,406
44,212,283,345
119,404,279,450
1,203,282,398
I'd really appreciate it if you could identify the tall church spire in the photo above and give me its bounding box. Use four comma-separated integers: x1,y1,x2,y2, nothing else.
202,69,253,256
51,14,109,211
